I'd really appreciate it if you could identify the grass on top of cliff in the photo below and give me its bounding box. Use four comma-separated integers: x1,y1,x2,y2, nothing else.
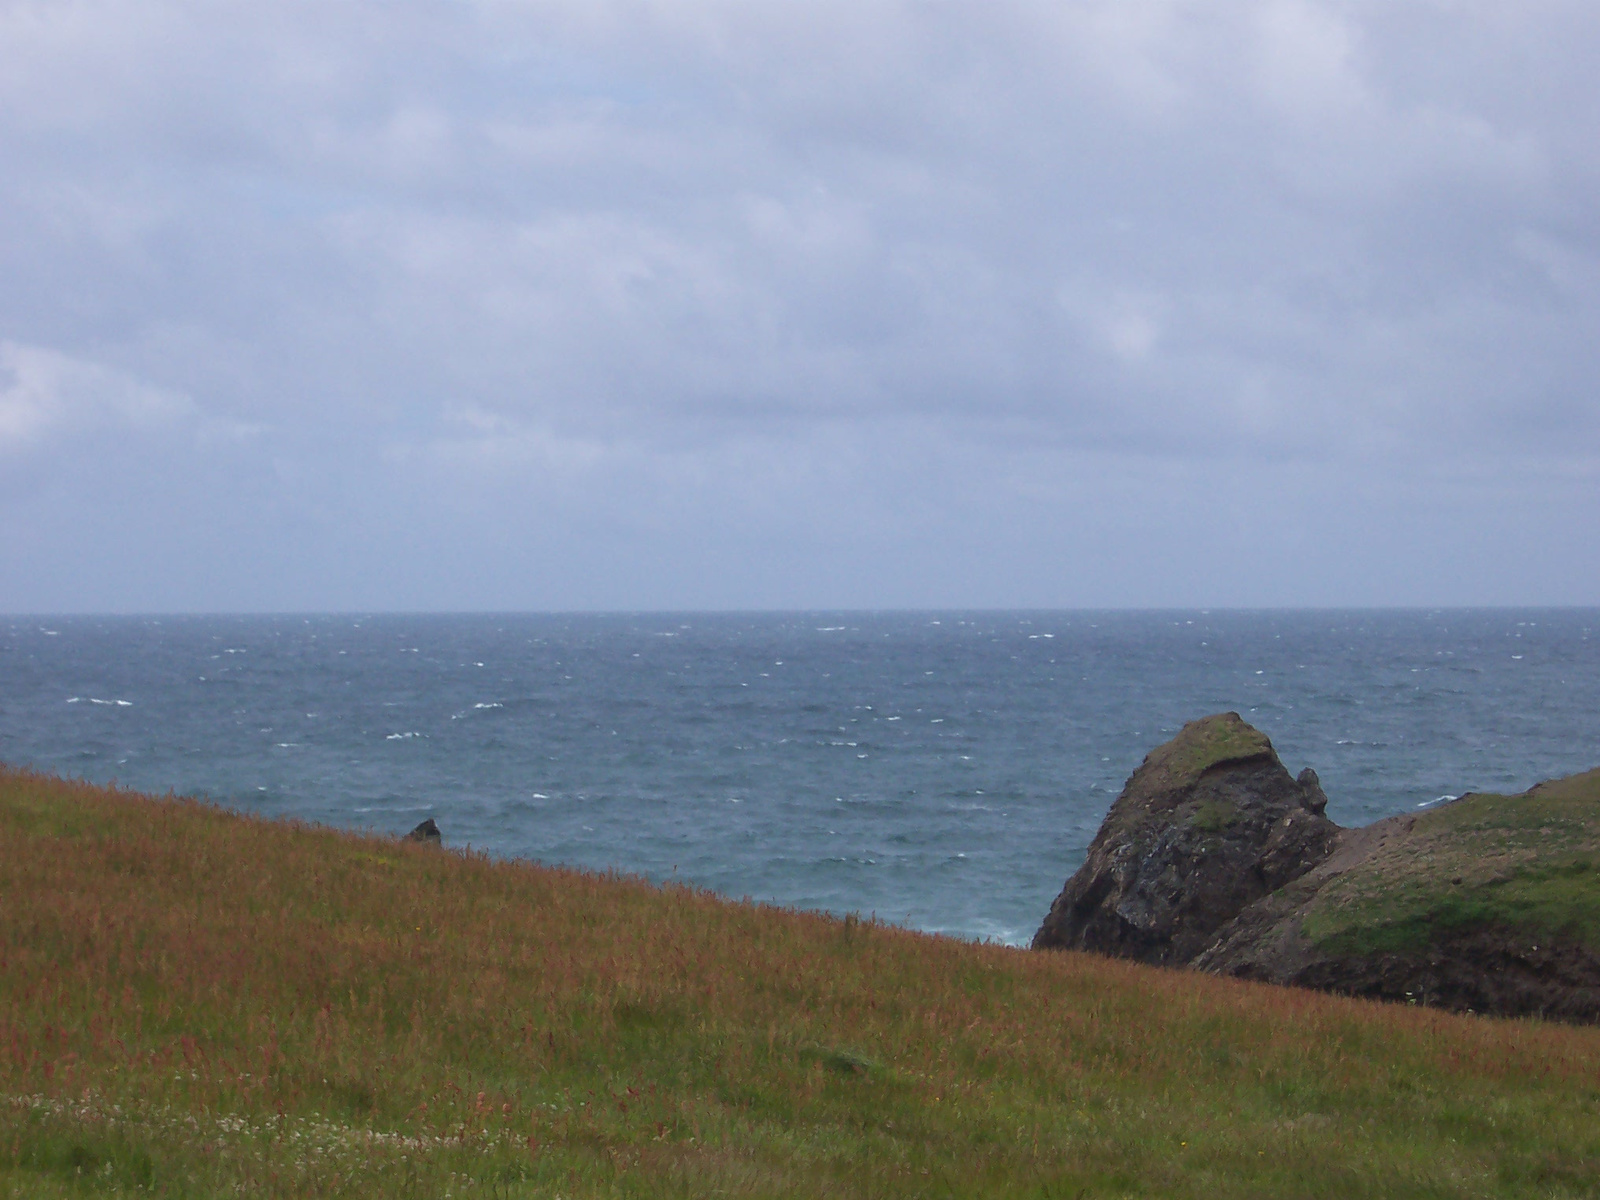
7,769,1600,1200
1304,768,1600,957
1127,712,1275,799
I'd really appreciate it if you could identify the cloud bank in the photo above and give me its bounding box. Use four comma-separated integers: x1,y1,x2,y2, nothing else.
1,0,1596,609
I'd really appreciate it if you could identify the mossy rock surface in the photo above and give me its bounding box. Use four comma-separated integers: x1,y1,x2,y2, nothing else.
1034,713,1337,963
1042,716,1600,1022
1129,713,1275,798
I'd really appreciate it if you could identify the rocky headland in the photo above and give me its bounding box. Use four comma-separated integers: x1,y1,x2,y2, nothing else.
1034,713,1600,1022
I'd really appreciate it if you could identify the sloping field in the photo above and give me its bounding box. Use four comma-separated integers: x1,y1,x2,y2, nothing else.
4,766,1600,1198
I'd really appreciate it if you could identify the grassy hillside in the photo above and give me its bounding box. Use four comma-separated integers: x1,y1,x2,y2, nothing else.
6,767,1600,1198
1304,769,1600,956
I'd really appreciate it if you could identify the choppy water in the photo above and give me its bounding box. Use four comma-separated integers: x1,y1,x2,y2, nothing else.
2,610,1596,944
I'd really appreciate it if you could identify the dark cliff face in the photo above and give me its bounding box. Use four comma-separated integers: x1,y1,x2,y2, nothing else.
1036,718,1600,1023
1032,713,1340,964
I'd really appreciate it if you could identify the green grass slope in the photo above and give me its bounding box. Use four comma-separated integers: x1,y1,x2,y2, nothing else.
6,766,1600,1198
1304,769,1600,956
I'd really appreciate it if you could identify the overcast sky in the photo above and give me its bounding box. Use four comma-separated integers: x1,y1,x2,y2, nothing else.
1,0,1596,611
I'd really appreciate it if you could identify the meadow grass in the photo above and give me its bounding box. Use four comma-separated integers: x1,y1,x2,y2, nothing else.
5,766,1600,1198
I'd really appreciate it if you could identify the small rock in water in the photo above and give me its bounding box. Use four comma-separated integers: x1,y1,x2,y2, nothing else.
406,818,441,844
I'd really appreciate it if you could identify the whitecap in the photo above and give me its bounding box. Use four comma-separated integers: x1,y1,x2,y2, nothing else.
66,697,81,703
473,702,503,709
385,732,425,740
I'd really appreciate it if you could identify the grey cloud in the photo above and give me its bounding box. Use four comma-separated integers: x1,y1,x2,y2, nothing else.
0,342,194,452
0,0,1596,609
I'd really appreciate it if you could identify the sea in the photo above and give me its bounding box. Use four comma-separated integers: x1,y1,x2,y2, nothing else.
1,610,1595,946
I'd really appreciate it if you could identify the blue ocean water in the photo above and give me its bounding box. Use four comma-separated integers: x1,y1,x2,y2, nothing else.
1,610,1596,945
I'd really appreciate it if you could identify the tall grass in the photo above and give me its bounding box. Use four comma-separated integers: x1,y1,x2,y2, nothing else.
5,765,1600,1197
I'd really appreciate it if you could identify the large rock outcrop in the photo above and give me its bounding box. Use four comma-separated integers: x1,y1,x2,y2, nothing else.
1032,713,1339,964
1035,715,1600,1023
1194,771,1600,1022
